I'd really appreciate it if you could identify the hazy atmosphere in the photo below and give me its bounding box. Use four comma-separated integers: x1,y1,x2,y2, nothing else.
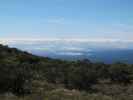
0,0,133,39
0,0,133,64
0,1,133,100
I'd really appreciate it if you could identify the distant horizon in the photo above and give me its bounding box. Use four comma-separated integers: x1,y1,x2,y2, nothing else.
1,37,133,42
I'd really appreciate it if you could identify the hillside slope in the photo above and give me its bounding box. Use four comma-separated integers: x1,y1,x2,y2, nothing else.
0,44,133,100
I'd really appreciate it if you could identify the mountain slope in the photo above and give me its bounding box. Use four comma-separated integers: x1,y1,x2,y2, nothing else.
0,44,133,100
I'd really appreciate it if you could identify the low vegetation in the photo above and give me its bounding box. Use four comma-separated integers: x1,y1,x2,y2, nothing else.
0,44,133,100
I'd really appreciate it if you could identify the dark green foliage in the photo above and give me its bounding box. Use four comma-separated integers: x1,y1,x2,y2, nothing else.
65,61,98,90
0,44,133,99
108,63,133,84
0,61,31,96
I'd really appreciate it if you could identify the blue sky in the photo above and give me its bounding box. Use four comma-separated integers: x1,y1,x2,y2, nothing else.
0,0,133,39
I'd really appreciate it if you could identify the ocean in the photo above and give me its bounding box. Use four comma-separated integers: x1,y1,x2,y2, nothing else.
6,39,133,64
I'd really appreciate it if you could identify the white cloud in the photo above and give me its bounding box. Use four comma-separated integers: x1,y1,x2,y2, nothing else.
57,52,83,56
1,37,133,44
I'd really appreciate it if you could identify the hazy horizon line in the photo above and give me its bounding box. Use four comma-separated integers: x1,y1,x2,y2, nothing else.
1,37,133,43
0,37,133,41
